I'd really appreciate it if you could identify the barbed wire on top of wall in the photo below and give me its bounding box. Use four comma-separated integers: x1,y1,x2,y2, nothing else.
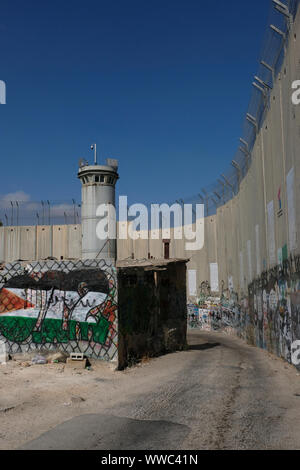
0,200,82,227
166,0,300,218
1,2,298,228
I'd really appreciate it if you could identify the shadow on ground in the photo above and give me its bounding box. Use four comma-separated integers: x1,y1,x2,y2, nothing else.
21,414,190,450
188,342,220,351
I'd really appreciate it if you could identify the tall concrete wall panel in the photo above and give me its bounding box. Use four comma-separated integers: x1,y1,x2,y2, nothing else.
36,226,52,260
67,225,82,259
5,227,21,263
52,225,68,260
20,226,36,261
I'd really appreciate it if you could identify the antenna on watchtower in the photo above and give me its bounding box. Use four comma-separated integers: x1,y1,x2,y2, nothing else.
90,144,97,165
78,158,88,168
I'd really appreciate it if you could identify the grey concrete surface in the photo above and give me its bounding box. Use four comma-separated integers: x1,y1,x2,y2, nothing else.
21,331,300,450
21,415,190,450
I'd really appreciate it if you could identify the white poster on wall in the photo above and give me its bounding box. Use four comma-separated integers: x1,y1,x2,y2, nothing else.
247,240,252,282
255,224,261,276
228,275,234,292
239,251,244,289
188,270,197,297
287,167,297,252
267,200,276,265
210,263,219,293
277,247,283,265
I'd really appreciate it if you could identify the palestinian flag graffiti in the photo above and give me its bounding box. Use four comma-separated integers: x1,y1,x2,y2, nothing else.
0,266,118,353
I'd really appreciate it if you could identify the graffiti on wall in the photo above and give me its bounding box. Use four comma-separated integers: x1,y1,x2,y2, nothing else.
0,260,118,360
248,255,300,366
188,295,244,335
192,255,300,370
187,279,243,334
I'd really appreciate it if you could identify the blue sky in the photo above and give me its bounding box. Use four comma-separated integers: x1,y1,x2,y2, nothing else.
0,0,270,209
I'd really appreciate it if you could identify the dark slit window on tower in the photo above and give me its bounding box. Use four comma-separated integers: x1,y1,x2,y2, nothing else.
163,240,170,260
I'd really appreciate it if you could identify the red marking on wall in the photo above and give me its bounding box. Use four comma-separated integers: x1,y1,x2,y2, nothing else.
0,289,35,314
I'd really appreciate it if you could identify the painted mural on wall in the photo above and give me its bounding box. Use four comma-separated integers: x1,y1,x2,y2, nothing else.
0,260,118,361
190,255,300,370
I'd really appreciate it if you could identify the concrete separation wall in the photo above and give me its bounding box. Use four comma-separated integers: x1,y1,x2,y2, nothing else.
0,225,81,263
117,7,300,368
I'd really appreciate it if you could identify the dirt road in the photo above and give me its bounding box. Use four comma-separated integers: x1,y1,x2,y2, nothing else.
1,331,300,450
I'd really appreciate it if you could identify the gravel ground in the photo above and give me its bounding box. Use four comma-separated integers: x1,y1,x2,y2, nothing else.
1,330,300,450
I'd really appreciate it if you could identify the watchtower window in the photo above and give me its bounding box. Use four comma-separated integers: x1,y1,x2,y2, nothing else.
100,175,104,183
95,175,99,183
